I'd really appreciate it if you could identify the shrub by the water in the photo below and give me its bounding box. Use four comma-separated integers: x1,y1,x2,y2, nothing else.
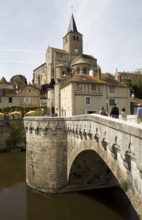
6,121,26,151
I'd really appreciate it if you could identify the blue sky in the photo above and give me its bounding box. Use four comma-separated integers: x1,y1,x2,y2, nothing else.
0,0,142,83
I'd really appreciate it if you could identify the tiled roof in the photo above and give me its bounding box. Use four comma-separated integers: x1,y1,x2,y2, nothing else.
50,47,68,54
71,55,96,66
83,54,96,60
0,84,14,89
72,58,90,66
101,74,127,87
33,63,46,71
60,74,106,88
60,73,127,89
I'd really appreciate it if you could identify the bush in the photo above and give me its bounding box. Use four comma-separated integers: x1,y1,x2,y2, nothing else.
6,121,26,151
32,110,44,116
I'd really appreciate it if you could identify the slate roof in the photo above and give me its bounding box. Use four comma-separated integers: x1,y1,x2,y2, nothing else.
68,14,78,33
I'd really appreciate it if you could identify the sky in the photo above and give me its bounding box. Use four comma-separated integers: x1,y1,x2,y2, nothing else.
0,0,142,83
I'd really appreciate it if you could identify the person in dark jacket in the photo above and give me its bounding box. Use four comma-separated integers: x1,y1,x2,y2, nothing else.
110,103,119,118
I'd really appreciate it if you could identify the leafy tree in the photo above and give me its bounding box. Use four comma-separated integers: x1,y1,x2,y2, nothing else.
105,73,115,78
124,78,142,99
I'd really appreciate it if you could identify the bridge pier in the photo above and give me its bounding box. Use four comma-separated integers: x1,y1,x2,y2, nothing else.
24,115,142,219
25,118,68,193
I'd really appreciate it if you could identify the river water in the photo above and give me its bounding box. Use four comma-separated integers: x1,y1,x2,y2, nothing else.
0,152,139,220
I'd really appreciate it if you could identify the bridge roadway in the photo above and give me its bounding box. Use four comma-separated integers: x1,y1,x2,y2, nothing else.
24,114,142,219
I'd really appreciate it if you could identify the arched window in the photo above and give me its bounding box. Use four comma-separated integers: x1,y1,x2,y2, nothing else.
77,68,80,74
73,35,75,41
62,71,65,77
77,36,79,41
83,68,87,74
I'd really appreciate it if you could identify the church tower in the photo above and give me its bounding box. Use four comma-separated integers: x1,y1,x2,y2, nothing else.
63,14,83,56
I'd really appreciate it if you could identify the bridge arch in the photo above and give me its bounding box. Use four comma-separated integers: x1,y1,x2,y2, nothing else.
68,149,119,190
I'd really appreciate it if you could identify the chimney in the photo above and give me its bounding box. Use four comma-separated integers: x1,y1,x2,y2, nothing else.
98,67,101,80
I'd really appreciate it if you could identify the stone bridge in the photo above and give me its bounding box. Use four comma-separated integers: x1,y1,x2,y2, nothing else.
24,114,142,219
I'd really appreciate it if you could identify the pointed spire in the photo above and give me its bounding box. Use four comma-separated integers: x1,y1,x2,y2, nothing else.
67,14,78,33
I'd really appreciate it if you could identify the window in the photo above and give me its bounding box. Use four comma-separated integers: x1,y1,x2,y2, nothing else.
73,35,75,41
0,97,1,103
77,68,80,74
86,97,91,104
83,68,87,74
109,86,115,93
92,84,96,91
9,97,12,103
24,97,31,103
110,99,115,106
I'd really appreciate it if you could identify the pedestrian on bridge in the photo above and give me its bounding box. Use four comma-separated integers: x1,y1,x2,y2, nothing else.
137,104,142,123
121,108,127,120
99,106,108,116
110,103,119,119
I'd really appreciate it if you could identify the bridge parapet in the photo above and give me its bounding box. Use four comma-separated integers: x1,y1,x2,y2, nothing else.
24,114,142,219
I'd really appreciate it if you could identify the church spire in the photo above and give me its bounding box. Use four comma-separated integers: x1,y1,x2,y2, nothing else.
67,14,78,33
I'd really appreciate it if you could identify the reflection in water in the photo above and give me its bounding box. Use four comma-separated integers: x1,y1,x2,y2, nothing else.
0,152,139,220
0,152,25,189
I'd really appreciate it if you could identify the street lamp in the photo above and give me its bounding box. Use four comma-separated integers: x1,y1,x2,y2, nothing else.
131,89,135,99
106,99,109,113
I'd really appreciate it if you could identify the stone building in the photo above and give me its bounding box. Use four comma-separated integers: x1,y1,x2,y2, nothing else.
33,14,99,114
115,70,142,83
33,14,99,86
18,84,40,107
0,77,19,106
33,14,130,116
57,73,130,117
0,76,40,108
